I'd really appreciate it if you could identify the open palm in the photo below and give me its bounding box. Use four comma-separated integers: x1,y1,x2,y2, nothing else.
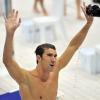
4,9,21,34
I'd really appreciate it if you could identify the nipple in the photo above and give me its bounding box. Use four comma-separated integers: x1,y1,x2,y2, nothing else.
40,96,42,99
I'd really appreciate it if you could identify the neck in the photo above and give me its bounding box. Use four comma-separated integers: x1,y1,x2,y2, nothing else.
36,65,49,82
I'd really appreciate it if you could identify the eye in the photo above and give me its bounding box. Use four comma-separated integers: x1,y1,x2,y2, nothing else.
47,53,57,57
47,54,52,57
54,54,57,57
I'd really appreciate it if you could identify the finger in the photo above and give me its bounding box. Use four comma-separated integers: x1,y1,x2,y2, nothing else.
83,2,85,7
7,9,15,18
15,10,18,18
17,18,21,27
82,2,89,18
11,9,15,16
81,6,86,18
83,2,86,12
2,13,7,22
19,18,21,24
12,9,17,18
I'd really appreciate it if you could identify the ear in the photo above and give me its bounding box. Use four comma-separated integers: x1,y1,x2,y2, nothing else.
36,55,41,63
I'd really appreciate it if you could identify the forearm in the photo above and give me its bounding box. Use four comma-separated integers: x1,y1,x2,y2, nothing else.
3,33,14,63
69,22,92,49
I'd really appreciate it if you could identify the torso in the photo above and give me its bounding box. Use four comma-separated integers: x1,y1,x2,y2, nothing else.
19,70,59,100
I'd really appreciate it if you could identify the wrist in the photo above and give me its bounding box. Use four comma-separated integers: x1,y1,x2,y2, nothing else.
6,32,14,38
86,18,93,26
6,30,15,35
86,21,93,26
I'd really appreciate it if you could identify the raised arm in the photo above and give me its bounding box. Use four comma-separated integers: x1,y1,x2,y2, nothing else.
3,10,26,84
57,3,94,70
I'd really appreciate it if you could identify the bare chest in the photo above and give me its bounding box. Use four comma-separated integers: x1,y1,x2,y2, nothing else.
19,75,58,100
31,76,58,97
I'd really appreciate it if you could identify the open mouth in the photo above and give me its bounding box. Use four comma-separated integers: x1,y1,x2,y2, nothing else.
48,64,54,70
50,64,54,67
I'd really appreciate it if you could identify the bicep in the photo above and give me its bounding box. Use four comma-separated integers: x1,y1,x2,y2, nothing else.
57,46,76,70
4,59,26,84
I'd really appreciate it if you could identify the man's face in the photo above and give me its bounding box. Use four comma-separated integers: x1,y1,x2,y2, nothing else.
39,48,57,71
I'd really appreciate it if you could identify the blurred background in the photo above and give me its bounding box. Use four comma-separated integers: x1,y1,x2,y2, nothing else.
0,0,100,100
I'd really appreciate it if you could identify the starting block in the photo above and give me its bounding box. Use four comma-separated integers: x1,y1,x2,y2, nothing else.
79,48,97,74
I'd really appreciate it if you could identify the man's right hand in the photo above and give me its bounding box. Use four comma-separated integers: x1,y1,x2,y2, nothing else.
4,9,21,35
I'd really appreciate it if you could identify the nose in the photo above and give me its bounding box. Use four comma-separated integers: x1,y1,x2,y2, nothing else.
51,56,56,62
